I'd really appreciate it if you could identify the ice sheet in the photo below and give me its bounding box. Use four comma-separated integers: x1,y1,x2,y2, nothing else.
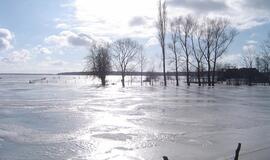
0,75,270,160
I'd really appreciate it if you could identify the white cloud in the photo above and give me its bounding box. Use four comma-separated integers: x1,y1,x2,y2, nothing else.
44,31,72,47
33,45,52,54
2,49,31,63
39,47,52,54
40,59,67,67
68,0,157,40
145,37,159,47
243,40,258,52
168,0,270,30
56,23,69,29
168,0,228,13
0,28,14,51
220,53,242,67
246,40,258,45
68,33,93,46
129,16,148,27
250,33,257,39
44,31,93,47
64,0,270,45
243,45,255,53
242,0,270,11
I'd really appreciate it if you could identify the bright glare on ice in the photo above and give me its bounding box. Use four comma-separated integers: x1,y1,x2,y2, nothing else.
0,75,270,160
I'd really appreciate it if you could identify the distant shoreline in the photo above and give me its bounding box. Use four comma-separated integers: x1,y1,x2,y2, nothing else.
57,71,188,76
0,73,55,75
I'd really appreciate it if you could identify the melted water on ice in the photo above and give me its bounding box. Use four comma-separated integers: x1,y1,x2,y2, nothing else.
0,75,270,160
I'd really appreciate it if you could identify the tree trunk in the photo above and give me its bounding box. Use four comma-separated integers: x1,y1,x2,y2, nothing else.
212,59,216,86
162,46,167,86
140,74,143,86
101,76,106,86
186,57,190,86
175,70,179,86
197,61,201,86
175,57,179,86
201,61,205,86
141,67,143,86
207,60,211,86
248,71,252,86
207,42,211,86
121,74,125,87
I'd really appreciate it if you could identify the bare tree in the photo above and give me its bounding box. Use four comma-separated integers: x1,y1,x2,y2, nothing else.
175,15,196,86
255,57,262,72
242,46,257,86
259,33,270,72
127,64,137,86
168,20,180,86
242,46,257,68
146,66,158,86
198,18,215,86
112,38,142,87
211,19,237,86
138,47,147,86
85,42,111,86
156,0,167,86
191,20,205,86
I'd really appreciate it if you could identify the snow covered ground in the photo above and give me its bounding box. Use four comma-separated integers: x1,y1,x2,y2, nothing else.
0,75,270,160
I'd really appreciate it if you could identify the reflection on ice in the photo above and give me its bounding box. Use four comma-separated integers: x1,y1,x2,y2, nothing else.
0,75,270,160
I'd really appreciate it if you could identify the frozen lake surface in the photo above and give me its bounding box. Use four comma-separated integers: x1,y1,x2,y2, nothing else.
0,75,270,160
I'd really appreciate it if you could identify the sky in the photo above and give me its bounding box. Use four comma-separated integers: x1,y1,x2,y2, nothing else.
0,0,270,73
